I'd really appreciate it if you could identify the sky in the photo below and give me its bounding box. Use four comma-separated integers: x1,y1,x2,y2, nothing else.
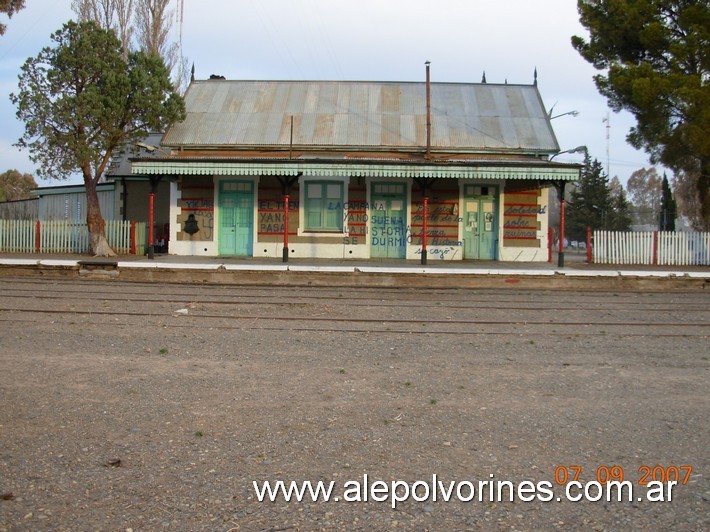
0,0,658,187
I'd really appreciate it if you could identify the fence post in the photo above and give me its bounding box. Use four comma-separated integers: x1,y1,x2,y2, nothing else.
586,226,592,264
35,220,41,253
130,220,136,255
652,231,658,265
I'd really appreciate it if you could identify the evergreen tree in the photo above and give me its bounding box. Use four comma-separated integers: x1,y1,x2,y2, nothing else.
567,155,611,241
11,21,184,255
567,156,633,239
0,0,25,35
572,0,710,229
659,173,677,231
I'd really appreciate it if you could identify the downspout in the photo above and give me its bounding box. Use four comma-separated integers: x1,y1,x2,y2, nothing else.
147,175,162,260
121,177,127,222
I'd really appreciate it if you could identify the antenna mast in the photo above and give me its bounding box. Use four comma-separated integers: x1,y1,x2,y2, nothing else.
603,112,610,176
425,61,431,159
177,0,185,86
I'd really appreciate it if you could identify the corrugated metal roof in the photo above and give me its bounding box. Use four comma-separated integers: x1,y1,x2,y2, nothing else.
163,80,560,153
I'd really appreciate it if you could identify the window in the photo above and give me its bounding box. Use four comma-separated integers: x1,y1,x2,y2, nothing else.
373,183,405,195
222,181,253,192
304,181,344,231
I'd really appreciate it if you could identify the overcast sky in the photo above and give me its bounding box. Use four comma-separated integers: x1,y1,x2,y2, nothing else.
1,0,656,187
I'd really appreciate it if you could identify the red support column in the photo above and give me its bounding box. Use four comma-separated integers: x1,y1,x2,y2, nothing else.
35,220,41,253
148,192,155,259
283,194,289,263
130,220,137,255
653,231,659,265
586,226,592,264
421,196,428,265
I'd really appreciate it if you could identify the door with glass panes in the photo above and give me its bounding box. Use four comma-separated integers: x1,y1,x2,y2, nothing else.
370,183,407,259
218,181,254,256
462,185,497,260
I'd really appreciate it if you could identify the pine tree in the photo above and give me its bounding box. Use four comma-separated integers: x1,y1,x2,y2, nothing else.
11,21,185,255
567,155,611,241
0,0,25,35
572,0,710,229
659,174,677,231
567,155,634,240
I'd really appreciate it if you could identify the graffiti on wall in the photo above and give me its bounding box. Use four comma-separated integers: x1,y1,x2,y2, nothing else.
178,187,214,241
410,202,462,247
503,189,543,247
257,200,299,235
218,190,465,252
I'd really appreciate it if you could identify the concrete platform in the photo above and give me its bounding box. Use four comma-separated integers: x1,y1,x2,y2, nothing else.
1,252,708,290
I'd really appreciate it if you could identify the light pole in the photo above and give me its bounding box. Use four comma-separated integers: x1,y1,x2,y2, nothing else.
549,110,579,120
549,145,587,161
135,142,172,156
550,146,586,268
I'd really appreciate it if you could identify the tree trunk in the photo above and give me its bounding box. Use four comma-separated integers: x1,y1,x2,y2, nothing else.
84,175,117,257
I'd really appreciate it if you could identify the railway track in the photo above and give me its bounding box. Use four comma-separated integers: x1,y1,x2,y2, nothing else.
1,277,708,337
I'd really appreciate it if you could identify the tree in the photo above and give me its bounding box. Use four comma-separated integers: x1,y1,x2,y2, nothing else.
607,176,633,231
567,154,632,240
672,168,702,229
659,173,677,230
567,155,610,241
134,0,174,63
75,0,188,92
72,0,134,59
572,0,710,229
0,0,25,35
134,0,188,92
0,169,37,202
11,21,184,255
626,167,662,225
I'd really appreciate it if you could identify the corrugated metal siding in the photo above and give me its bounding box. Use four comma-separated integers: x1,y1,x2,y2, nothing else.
39,190,115,221
163,80,559,152
0,198,38,220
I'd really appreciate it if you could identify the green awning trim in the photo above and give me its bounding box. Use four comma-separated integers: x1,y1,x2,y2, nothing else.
131,161,579,181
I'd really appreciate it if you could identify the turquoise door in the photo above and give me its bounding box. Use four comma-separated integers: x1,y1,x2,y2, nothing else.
463,185,498,260
370,183,407,259
218,181,254,256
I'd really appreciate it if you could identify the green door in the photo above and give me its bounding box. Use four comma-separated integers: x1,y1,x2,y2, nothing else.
463,185,498,260
218,181,254,256
370,183,407,259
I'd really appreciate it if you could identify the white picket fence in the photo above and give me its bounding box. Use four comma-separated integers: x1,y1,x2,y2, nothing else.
593,230,710,266
0,219,146,255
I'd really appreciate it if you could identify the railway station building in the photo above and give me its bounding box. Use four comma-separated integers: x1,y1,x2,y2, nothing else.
129,75,580,261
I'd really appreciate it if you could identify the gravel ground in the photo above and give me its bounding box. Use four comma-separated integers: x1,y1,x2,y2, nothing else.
0,278,708,530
